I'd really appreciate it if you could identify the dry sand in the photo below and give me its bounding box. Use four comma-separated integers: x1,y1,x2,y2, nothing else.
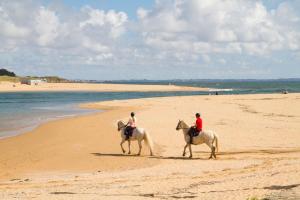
0,93,300,199
0,82,206,92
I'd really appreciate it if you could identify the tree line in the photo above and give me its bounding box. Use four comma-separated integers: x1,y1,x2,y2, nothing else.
0,69,16,77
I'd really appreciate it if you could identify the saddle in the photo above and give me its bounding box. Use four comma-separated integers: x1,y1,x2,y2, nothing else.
188,127,200,144
125,126,135,139
188,127,200,137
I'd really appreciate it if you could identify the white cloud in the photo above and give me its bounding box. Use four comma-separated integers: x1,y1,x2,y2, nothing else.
219,59,226,65
0,0,299,79
0,6,30,39
81,37,109,53
0,2,128,50
34,7,61,46
137,8,148,19
202,54,211,63
80,6,128,38
0,20,29,38
137,0,300,56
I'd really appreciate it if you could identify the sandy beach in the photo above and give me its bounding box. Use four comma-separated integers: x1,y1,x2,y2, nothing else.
1,0,299,199
0,82,206,92
0,93,300,199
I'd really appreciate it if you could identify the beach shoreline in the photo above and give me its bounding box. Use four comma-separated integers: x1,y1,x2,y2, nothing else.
0,93,299,199
0,81,208,140
0,107,100,141
0,102,159,180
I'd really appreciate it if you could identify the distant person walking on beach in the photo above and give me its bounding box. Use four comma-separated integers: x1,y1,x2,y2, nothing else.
188,113,202,144
125,112,137,140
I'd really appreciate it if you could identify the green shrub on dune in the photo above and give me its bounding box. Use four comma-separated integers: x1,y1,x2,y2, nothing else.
0,69,19,82
0,76,20,82
41,76,69,83
0,68,69,83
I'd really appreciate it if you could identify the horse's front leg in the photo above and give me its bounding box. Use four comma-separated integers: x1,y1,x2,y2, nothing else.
188,144,193,158
182,144,188,156
120,139,126,154
137,140,142,156
128,140,131,154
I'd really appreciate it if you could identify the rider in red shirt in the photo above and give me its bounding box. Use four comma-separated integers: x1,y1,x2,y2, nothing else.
195,113,202,132
189,113,202,144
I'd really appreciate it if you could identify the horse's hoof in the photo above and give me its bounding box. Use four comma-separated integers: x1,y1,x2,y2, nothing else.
128,152,131,155
189,155,192,158
122,150,126,154
182,153,185,157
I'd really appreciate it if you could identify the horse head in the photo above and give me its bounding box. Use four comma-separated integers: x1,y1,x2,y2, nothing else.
176,120,189,131
176,120,182,130
117,120,125,131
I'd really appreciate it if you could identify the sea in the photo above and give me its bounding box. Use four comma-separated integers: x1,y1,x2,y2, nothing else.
0,79,299,138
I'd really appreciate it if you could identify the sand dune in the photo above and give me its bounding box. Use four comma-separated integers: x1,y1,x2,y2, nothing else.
0,93,299,199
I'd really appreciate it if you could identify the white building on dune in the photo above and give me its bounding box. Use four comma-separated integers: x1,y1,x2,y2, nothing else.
21,79,47,85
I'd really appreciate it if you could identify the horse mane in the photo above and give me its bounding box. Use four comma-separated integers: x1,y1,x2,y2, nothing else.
117,120,126,128
118,120,125,124
180,120,189,128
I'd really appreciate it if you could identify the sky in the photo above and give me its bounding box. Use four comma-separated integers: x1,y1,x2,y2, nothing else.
0,0,299,80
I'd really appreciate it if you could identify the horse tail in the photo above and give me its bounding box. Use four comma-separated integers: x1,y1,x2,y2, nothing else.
144,130,154,156
214,134,219,152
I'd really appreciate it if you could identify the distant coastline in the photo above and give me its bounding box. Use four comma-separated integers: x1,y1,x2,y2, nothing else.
1,77,300,93
0,82,207,92
92,79,300,94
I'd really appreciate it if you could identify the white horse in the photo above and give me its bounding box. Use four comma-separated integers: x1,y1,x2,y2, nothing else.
117,121,154,156
176,120,219,159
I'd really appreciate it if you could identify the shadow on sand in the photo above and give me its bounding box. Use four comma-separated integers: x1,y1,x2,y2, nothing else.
149,155,208,160
92,148,300,160
195,148,300,156
91,153,208,160
91,153,144,157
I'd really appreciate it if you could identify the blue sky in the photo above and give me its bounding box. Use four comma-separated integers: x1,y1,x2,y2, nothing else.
0,0,299,80
43,0,287,19
45,0,287,16
43,0,155,19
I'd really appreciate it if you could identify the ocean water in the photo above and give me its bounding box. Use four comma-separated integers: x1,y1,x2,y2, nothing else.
0,91,206,138
1,80,299,138
105,79,300,94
